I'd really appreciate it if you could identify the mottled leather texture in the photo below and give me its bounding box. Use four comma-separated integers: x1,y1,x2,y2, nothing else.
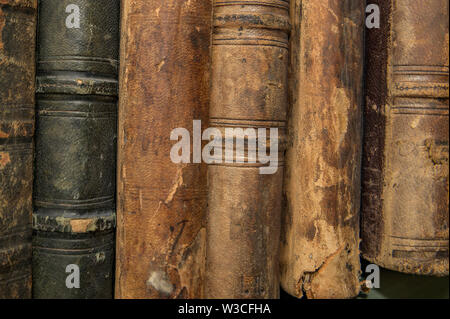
33,0,119,298
116,0,211,299
0,0,36,299
362,0,449,276
205,0,289,299
280,0,365,299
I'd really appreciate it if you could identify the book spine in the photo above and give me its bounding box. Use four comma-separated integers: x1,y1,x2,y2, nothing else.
280,0,364,298
116,0,211,298
205,0,289,298
0,0,36,299
362,0,449,275
33,0,119,298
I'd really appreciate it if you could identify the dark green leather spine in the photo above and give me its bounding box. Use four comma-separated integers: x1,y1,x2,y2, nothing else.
33,0,119,299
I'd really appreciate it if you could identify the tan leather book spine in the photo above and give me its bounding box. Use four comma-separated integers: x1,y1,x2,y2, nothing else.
205,0,289,298
280,0,365,298
362,0,449,275
0,0,36,299
116,0,212,298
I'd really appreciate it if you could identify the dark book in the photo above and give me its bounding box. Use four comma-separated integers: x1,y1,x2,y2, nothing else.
0,0,37,299
361,0,449,276
32,0,119,298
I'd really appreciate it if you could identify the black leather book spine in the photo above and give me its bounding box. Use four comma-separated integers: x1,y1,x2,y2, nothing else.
33,0,119,298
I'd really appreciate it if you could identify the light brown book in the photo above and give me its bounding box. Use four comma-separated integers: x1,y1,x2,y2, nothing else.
280,0,365,299
205,0,289,298
115,0,212,298
361,0,449,275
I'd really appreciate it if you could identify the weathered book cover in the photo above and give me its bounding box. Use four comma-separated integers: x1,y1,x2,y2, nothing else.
280,0,365,298
205,0,289,298
115,0,211,298
362,0,449,275
33,0,119,298
0,0,36,299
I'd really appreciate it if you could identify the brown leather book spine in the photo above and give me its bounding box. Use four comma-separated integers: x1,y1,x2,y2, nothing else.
362,0,449,275
0,0,36,299
280,0,364,298
205,0,289,298
116,0,212,298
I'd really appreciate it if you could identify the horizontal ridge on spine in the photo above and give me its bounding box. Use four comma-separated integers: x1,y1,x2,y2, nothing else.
36,72,118,96
210,118,286,128
33,211,115,233
392,65,449,98
0,0,37,10
34,197,114,210
215,0,289,10
0,270,30,283
0,141,32,150
33,230,114,249
0,231,31,250
213,0,289,31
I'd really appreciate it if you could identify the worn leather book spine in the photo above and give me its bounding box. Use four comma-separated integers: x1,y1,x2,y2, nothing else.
362,0,449,275
116,0,211,299
205,0,289,299
33,0,119,298
0,0,36,299
280,0,364,299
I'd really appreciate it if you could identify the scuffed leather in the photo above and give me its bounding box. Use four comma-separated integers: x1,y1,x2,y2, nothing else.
280,0,365,299
116,0,212,299
205,0,289,299
362,0,449,276
0,0,36,299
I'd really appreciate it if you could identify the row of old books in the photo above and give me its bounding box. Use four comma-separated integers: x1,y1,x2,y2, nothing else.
0,0,448,299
